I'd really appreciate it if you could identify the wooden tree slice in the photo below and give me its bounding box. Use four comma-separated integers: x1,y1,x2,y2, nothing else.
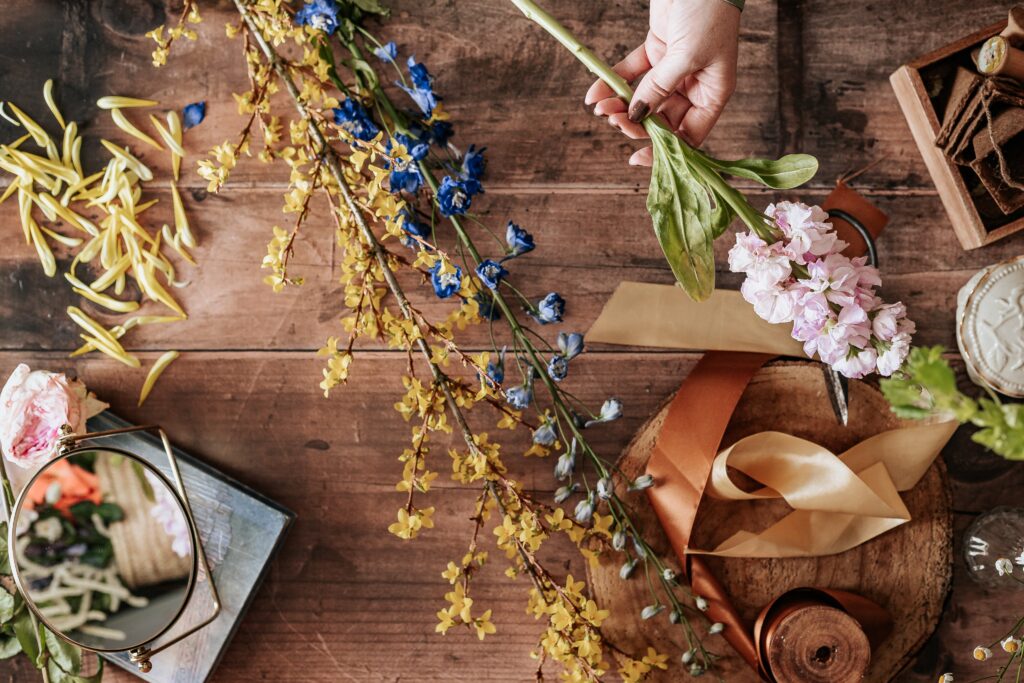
587,362,952,682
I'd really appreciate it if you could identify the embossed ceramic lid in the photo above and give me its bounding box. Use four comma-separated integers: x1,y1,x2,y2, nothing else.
958,256,1024,398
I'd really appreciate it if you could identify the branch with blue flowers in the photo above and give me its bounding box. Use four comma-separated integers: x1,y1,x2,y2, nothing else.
158,0,725,679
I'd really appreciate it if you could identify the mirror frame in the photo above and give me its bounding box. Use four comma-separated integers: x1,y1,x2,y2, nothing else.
0,424,221,673
9,446,198,653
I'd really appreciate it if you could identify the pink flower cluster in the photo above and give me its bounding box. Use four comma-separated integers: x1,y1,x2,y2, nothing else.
727,202,914,379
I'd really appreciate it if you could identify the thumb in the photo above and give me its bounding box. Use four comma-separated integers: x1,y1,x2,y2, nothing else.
627,49,696,123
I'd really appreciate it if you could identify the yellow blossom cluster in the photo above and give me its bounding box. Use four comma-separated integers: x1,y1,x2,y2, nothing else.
145,1,201,67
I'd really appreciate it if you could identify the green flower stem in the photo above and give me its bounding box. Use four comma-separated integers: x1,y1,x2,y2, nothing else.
510,0,776,247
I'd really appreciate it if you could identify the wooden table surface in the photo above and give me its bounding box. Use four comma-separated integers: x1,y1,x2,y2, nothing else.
0,0,1021,681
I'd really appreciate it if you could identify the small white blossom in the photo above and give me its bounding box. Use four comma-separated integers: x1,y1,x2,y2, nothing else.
974,646,992,661
708,622,724,635
938,674,953,683
1002,637,1021,653
996,557,1013,576
695,596,709,612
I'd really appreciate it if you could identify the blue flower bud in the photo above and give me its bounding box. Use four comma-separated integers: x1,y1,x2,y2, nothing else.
532,421,556,446
506,383,532,410
600,398,622,422
475,259,508,290
397,56,438,117
619,558,638,580
373,41,397,62
595,477,613,500
485,347,505,386
504,221,535,258
554,484,577,504
640,604,664,620
554,452,575,481
629,474,655,491
461,145,487,181
182,101,206,130
532,292,564,325
557,332,584,360
547,354,568,382
573,496,594,524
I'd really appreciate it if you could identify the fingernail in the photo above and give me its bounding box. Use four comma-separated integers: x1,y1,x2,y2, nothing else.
628,99,650,123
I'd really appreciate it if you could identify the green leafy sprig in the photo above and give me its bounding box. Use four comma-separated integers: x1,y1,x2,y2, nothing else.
508,0,819,301
880,346,1024,459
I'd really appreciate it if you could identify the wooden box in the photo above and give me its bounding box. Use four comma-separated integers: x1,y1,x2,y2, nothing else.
890,18,1024,250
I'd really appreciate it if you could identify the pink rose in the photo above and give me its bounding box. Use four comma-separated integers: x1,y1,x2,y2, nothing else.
0,365,107,471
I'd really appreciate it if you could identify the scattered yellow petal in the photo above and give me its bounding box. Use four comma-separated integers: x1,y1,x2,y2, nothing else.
110,108,163,151
138,350,179,406
43,79,66,129
96,96,159,109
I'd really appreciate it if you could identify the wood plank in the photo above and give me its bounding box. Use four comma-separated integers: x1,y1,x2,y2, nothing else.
0,0,782,190
0,187,1011,354
0,352,1005,682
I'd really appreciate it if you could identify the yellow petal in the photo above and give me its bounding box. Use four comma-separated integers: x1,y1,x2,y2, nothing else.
110,109,163,152
138,350,179,406
43,79,66,129
96,96,159,109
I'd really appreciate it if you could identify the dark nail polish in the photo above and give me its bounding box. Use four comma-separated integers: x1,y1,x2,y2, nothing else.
628,99,650,123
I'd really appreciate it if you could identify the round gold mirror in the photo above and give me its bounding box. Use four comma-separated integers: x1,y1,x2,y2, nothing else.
9,447,197,654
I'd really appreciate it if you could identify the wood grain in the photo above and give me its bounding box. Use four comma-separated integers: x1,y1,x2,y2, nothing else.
0,0,1022,681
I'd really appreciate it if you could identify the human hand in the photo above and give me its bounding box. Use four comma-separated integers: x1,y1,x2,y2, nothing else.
585,0,741,166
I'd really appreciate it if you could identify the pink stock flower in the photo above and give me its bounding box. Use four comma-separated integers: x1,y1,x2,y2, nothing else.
730,201,916,378
876,331,913,376
0,365,107,471
832,347,879,380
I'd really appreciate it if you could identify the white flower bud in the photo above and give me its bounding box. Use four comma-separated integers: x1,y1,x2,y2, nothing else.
630,474,654,491
595,477,613,500
708,622,724,635
681,649,694,665
640,604,664,620
619,559,637,580
695,596,709,612
612,529,627,551
662,568,676,582
996,557,1014,576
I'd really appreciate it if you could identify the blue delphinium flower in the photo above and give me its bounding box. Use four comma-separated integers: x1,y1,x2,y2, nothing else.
474,292,501,320
585,398,623,427
485,347,505,386
557,332,584,360
428,262,462,299
388,159,423,194
430,121,454,147
504,221,535,259
294,0,340,34
462,145,486,180
398,209,430,248
398,56,438,117
506,383,532,409
532,292,565,325
437,176,471,216
182,102,206,130
333,99,379,141
374,41,397,62
506,369,533,409
532,420,557,446
547,354,568,382
475,259,508,290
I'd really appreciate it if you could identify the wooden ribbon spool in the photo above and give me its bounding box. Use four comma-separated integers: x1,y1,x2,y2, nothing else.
587,362,952,682
761,600,870,683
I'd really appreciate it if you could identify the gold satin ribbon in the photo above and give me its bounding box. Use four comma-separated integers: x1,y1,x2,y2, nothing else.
694,422,958,558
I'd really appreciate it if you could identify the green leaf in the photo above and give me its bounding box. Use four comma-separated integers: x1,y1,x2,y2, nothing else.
348,0,389,15
0,635,20,660
647,126,716,301
346,58,380,90
44,628,80,675
0,591,15,624
47,657,102,683
699,152,819,190
12,612,38,666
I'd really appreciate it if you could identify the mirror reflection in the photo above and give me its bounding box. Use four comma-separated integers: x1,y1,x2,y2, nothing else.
12,449,195,651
